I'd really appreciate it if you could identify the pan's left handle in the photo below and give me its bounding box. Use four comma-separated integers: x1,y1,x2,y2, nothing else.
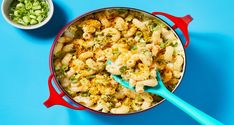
43,74,85,110
152,12,193,48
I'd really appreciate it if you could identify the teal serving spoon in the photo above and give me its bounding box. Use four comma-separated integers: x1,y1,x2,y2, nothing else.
107,61,223,125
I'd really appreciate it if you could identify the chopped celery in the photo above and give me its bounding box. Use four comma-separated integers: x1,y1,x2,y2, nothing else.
30,19,38,25
29,15,36,19
14,10,20,16
34,10,42,15
32,5,41,10
9,0,49,26
25,2,32,10
17,18,25,25
37,15,43,22
23,16,30,24
16,3,24,9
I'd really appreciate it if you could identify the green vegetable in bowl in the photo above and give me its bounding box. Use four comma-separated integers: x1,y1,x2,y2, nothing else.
9,0,49,26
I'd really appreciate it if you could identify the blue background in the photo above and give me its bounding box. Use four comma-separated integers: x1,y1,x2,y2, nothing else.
1,0,233,125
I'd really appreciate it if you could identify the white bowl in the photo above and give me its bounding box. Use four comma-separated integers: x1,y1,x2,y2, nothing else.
1,0,54,30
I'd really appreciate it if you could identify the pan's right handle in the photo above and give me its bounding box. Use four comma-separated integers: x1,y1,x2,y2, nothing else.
152,12,193,48
44,74,85,110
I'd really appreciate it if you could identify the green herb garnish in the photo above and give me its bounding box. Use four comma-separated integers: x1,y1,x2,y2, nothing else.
139,38,146,43
70,75,78,83
86,67,92,71
80,92,90,97
60,65,68,72
112,50,120,56
86,75,96,79
160,42,165,49
135,31,142,37
119,66,127,73
172,42,178,47
131,45,138,50
173,50,177,56
117,9,128,13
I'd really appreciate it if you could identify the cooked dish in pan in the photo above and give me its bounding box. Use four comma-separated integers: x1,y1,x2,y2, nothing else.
53,9,185,114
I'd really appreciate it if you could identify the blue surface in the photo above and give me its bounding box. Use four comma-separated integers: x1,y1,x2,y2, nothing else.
0,0,233,125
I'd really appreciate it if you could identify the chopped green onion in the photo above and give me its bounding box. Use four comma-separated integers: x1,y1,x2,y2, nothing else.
172,42,178,47
164,40,178,47
173,50,177,56
112,50,120,55
70,75,78,83
86,67,92,71
136,95,143,101
80,92,90,97
60,65,68,72
131,45,138,50
86,75,96,79
135,31,142,37
117,9,128,13
160,42,165,49
139,38,146,43
119,66,127,73
152,27,158,31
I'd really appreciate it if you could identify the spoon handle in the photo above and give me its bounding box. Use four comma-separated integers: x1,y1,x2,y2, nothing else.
157,89,223,125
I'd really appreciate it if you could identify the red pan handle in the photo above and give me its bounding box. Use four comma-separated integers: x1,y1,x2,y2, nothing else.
44,74,85,110
152,12,193,48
